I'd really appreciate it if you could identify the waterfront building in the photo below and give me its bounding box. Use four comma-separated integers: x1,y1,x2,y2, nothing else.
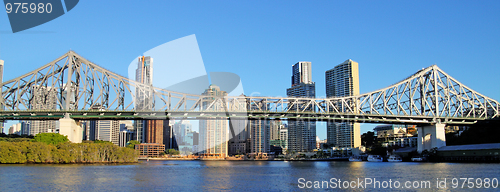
135,143,165,158
286,62,316,152
374,124,417,147
228,96,249,156
436,143,500,162
374,124,412,140
228,119,249,156
250,119,270,155
325,59,360,149
199,85,229,158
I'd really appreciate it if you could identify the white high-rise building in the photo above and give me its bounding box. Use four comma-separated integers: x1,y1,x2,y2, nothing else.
325,59,361,149
287,62,316,152
134,56,156,143
250,119,270,154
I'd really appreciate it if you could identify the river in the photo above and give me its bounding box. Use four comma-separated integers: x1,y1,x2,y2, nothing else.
1,161,499,191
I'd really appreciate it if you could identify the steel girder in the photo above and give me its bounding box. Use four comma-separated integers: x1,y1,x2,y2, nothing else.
0,51,498,124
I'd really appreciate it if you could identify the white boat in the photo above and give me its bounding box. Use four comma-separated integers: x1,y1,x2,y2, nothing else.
411,156,424,162
367,155,383,162
388,155,402,162
349,156,363,162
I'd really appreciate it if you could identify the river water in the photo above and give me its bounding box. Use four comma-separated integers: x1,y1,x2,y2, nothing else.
1,161,499,191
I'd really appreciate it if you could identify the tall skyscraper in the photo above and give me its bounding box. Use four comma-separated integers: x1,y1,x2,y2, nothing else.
228,96,249,156
173,121,193,145
145,120,164,144
163,120,176,149
20,121,30,135
199,85,228,158
29,85,57,135
228,119,249,156
291,61,313,86
325,59,361,149
134,56,164,144
249,119,270,154
135,56,154,109
286,62,316,152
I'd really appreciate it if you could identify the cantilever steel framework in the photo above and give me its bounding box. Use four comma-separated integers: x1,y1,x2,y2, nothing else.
0,51,498,125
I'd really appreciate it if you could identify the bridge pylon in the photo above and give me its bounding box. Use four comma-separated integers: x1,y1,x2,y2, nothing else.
417,123,446,153
58,114,83,143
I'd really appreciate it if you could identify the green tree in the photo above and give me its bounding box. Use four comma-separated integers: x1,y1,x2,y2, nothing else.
166,149,180,155
32,133,69,145
94,140,113,144
126,140,140,149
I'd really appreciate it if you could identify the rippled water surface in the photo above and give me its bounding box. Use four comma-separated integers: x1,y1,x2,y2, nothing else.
1,161,499,191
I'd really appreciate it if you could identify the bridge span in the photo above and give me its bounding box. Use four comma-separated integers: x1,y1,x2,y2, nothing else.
1,51,499,152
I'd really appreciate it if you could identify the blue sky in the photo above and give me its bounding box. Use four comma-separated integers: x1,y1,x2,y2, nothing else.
1,1,499,139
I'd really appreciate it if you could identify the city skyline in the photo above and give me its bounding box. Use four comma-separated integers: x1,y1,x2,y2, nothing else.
1,1,499,191
1,1,499,139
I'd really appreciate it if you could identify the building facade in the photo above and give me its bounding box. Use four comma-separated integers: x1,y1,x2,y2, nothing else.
8,123,21,135
29,85,57,135
135,143,165,157
228,96,250,156
228,119,249,156
95,120,120,145
325,59,361,149
250,119,270,154
119,130,135,147
145,120,164,144
134,56,163,144
163,120,176,149
286,62,316,152
199,85,229,158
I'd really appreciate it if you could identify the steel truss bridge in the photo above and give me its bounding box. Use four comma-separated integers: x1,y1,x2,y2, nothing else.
0,51,498,125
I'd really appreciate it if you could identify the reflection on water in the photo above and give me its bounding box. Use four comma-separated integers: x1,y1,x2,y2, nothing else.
1,161,499,191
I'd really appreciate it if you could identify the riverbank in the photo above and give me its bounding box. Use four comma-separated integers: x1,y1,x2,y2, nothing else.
0,141,138,164
139,157,349,161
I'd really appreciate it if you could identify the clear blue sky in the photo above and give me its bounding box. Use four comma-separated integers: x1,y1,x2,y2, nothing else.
1,1,499,139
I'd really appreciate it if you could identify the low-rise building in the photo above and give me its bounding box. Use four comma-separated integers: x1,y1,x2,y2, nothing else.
135,143,165,157
437,143,500,162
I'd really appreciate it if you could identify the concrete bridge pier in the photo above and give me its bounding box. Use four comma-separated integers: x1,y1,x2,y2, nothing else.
417,123,446,153
58,114,83,143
